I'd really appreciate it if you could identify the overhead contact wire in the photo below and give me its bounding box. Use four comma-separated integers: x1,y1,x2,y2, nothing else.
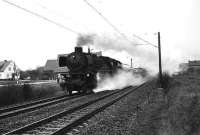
132,34,158,48
83,0,132,43
84,0,157,47
2,0,80,35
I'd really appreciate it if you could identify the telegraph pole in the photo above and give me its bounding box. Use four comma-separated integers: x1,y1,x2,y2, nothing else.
158,32,163,88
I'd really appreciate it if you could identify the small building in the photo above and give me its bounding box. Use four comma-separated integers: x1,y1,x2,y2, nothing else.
0,60,20,80
44,60,59,71
179,63,188,72
44,60,58,80
179,60,200,73
188,60,200,69
44,59,69,80
188,60,200,72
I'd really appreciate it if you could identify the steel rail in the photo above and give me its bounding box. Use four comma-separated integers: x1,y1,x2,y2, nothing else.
0,95,68,114
52,83,145,135
0,94,83,120
3,86,134,135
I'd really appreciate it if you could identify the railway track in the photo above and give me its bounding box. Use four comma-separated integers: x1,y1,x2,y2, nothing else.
4,83,145,135
0,94,83,120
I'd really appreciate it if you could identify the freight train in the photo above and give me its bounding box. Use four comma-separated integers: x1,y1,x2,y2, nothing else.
57,47,122,95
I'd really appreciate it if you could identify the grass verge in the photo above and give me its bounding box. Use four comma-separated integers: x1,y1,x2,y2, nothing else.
134,73,200,135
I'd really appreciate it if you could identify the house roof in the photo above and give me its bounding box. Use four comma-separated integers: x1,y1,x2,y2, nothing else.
0,60,11,72
44,60,59,71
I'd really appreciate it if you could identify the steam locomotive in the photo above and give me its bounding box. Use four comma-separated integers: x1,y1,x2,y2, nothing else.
58,47,122,95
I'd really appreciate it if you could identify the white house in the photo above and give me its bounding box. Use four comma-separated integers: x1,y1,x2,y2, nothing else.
0,60,20,80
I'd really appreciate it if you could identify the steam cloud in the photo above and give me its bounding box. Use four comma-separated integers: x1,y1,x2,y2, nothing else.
76,33,181,74
94,69,147,92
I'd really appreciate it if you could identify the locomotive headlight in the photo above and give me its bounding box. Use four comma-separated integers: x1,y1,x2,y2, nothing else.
86,73,90,77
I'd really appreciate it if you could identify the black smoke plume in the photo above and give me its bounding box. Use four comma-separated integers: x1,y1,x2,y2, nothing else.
76,34,95,46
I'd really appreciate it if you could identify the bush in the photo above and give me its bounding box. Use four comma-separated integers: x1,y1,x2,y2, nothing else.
22,84,33,100
162,72,172,89
0,85,24,106
0,83,61,107
156,72,172,93
130,73,200,135
164,91,200,135
186,96,200,134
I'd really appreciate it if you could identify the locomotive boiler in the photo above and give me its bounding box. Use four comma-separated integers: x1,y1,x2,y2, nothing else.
58,46,122,95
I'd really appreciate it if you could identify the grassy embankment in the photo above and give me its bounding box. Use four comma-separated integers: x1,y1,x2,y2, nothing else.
0,83,62,107
133,72,200,135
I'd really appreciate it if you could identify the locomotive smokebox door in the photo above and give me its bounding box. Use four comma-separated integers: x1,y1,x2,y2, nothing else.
75,47,83,53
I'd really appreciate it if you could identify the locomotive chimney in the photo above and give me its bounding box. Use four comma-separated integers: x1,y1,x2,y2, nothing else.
75,47,83,53
131,58,133,68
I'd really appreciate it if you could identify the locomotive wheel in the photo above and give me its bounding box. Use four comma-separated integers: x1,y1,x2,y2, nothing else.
86,88,94,94
79,89,86,95
60,83,66,91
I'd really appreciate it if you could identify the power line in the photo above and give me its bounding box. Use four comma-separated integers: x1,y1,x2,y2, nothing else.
83,0,132,43
2,0,79,35
83,0,157,48
3,0,158,48
35,1,89,33
132,34,158,48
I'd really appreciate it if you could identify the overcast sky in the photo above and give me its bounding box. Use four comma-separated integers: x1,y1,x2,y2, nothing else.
0,0,200,73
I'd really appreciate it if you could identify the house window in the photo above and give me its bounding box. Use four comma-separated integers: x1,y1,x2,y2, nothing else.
8,67,12,71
